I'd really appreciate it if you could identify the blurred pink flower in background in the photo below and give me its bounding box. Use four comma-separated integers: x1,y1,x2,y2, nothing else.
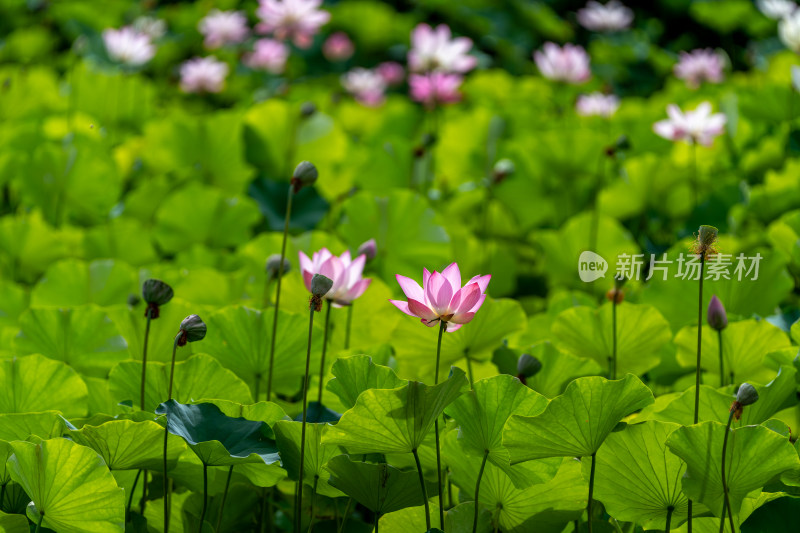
408,23,477,73
674,49,724,88
179,57,229,93
323,32,355,61
653,102,727,146
256,0,330,48
409,72,463,108
299,248,371,306
377,61,405,85
341,68,387,106
534,42,591,84
245,39,290,73
577,1,634,32
390,263,490,332
103,27,155,66
198,10,249,49
576,93,620,117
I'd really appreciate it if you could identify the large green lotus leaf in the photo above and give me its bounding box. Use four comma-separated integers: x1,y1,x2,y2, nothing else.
0,412,65,441
82,218,158,267
0,354,88,417
273,420,344,498
203,306,323,398
393,298,527,381
551,302,672,377
325,454,434,515
337,190,451,282
7,438,124,533
740,495,800,532
242,99,293,175
157,400,280,468
523,342,603,398
30,258,136,307
323,368,469,454
504,374,654,463
444,375,556,488
293,112,354,201
666,421,800,516
378,501,492,533
14,305,128,377
446,432,586,533
69,419,186,471
0,510,28,533
0,211,77,283
326,355,407,410
153,183,261,254
674,320,791,384
0,281,28,330
588,421,688,530
109,353,252,412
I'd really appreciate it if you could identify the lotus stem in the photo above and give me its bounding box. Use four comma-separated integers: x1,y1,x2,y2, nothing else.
338,497,354,533
141,307,152,410
718,330,724,387
297,306,316,533
163,332,181,533
693,254,706,423
374,509,379,533
127,468,141,518
610,297,618,380
587,452,596,533
473,450,489,533
35,513,43,533
198,464,208,533
267,185,294,401
307,475,319,533
412,448,431,530
344,304,353,350
216,465,234,532
719,409,736,533
666,505,674,532
316,300,332,405
434,320,446,530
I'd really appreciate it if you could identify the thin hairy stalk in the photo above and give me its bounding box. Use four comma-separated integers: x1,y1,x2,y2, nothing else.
267,186,294,400
215,466,234,532
473,450,489,533
434,321,446,529
587,453,596,533
693,254,706,424
307,475,319,533
338,498,354,533
141,307,152,410
666,506,674,532
35,513,44,533
198,464,208,532
316,300,332,404
413,448,431,531
719,410,736,533
297,306,316,533
163,332,181,533
126,469,141,517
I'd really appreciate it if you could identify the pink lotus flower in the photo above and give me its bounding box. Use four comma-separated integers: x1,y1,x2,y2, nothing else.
341,68,387,107
534,42,591,84
377,61,405,85
179,57,229,93
653,102,726,146
674,49,724,89
409,72,463,108
577,1,634,32
408,23,477,73
323,32,355,61
198,10,249,49
390,263,490,332
576,93,620,117
299,248,371,307
103,27,155,66
256,0,330,49
245,39,290,73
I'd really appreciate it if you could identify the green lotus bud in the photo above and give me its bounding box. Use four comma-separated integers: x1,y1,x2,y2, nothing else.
492,159,515,184
127,294,141,307
736,383,759,407
300,101,317,118
357,239,377,261
177,314,206,346
516,353,542,378
265,254,291,281
311,274,333,297
141,279,173,319
291,161,318,193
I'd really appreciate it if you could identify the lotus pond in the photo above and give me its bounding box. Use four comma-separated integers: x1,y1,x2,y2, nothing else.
2,1,800,532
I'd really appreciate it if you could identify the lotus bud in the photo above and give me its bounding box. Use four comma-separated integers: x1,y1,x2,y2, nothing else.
707,295,728,331
141,279,174,319
300,101,317,118
127,294,141,307
265,254,291,281
491,159,515,184
731,382,758,420
517,353,542,378
357,239,377,261
177,314,207,346
291,161,318,193
310,274,333,311
692,225,719,258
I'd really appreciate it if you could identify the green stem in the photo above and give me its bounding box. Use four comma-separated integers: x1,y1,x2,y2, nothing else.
263,278,273,309
473,450,489,533
374,510,379,533
127,469,142,517
216,466,234,532
412,448,431,531
198,464,208,533
297,306,316,533
691,141,698,207
718,330,724,388
434,321,446,530
141,308,152,410
666,506,674,532
587,453,596,533
140,469,148,514
693,254,706,426
611,299,618,380
0,483,4,511
338,498,354,533
35,513,44,533
267,186,294,401
344,304,353,350
164,332,181,533
307,475,319,533
719,409,736,533
317,300,332,405
465,354,474,389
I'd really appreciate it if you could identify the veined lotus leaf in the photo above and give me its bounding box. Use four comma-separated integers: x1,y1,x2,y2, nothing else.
273,421,344,498
326,355,407,410
0,354,88,417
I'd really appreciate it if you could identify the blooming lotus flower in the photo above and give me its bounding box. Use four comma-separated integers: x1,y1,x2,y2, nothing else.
780,10,800,53
245,39,290,73
653,102,726,146
758,0,797,19
341,68,387,107
179,57,229,93
577,1,634,32
377,61,405,85
408,23,477,73
103,27,155,66
390,263,490,332
534,42,591,84
409,72,463,108
198,10,249,49
674,49,724,89
256,0,330,48
299,248,371,307
576,93,619,117
323,32,355,61
133,16,167,40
